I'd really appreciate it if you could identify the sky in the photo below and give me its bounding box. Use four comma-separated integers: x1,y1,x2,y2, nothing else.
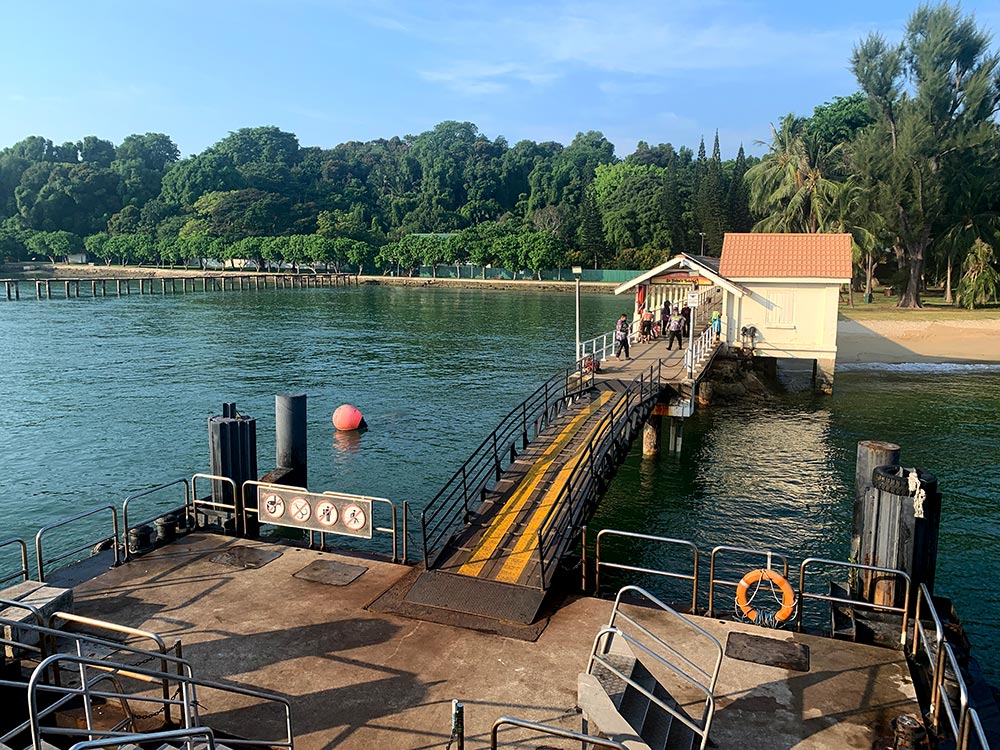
2,0,998,160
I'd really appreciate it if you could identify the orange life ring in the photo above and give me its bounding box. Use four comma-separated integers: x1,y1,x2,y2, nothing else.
735,568,796,622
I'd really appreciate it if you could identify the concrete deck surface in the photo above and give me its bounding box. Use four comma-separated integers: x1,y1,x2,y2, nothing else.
69,534,919,749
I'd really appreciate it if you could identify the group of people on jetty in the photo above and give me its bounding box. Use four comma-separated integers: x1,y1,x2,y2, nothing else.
614,302,723,360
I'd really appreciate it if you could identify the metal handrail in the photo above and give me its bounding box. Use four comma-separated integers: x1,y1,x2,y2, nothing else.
490,716,627,749
913,584,947,729
190,472,239,521
797,558,911,645
589,585,723,750
0,536,30,585
49,611,182,724
28,653,294,750
122,478,191,558
35,504,121,582
421,364,592,568
593,529,699,614
607,586,723,692
707,545,789,617
961,708,988,750
70,727,218,750
324,491,398,562
579,319,641,364
939,640,971,746
535,362,665,587
0,619,195,746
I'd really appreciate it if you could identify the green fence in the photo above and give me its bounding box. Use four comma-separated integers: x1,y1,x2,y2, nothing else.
413,265,644,283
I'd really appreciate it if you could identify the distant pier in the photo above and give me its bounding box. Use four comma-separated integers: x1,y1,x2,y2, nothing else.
2,272,358,301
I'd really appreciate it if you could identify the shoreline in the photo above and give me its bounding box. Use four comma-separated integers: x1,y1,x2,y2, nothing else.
6,263,999,366
836,318,1000,366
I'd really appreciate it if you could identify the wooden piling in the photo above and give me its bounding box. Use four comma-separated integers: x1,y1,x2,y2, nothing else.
642,415,661,456
850,441,900,587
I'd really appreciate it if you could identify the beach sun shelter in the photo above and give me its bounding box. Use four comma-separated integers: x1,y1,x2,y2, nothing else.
719,233,852,392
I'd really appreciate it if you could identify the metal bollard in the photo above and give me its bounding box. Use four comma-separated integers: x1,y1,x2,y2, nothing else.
451,699,465,750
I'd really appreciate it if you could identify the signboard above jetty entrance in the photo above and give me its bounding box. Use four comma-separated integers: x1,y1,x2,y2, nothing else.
257,485,374,539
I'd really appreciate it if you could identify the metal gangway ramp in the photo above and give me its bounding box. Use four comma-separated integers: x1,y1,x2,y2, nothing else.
415,360,673,624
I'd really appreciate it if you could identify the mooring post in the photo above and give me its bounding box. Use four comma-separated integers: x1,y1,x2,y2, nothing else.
643,414,661,456
850,441,900,597
275,393,308,490
207,402,258,536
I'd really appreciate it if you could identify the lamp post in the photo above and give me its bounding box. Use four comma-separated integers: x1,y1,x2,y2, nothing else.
698,232,706,255
572,266,583,362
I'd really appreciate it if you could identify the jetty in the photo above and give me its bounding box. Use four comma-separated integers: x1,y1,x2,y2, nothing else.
1,272,357,300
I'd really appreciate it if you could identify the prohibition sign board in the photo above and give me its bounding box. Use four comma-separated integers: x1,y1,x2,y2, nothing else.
255,485,375,539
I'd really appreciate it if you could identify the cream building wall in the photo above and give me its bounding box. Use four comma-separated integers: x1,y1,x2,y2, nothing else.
722,278,843,391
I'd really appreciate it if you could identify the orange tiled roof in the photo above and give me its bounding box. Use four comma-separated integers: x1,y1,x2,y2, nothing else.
719,233,853,279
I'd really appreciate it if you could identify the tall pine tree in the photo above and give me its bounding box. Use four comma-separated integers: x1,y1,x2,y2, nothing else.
727,144,753,232
694,132,726,254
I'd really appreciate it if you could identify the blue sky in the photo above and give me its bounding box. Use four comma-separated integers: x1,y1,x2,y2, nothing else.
2,0,998,160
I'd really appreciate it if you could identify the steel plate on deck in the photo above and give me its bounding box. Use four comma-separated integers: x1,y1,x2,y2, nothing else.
404,571,546,625
209,545,283,569
725,632,810,672
293,560,367,586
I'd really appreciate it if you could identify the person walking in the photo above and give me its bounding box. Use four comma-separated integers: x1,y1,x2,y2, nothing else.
711,310,722,342
614,313,631,360
639,306,654,343
665,307,684,351
680,303,691,339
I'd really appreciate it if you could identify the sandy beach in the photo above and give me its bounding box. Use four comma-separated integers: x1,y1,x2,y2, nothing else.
837,318,1000,365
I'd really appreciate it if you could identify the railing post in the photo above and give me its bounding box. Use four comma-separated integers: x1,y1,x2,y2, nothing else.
492,432,501,481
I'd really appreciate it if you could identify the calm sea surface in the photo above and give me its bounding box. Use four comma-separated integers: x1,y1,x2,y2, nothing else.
1,285,997,679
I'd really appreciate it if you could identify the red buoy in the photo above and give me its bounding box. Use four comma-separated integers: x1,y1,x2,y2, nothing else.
332,404,366,431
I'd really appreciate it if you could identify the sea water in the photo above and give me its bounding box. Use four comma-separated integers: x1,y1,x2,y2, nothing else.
0,284,996,679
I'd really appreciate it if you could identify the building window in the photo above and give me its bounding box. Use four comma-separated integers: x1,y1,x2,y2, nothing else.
765,291,794,326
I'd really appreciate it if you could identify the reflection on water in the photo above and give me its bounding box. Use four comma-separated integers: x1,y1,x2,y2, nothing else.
0,287,996,680
331,429,365,455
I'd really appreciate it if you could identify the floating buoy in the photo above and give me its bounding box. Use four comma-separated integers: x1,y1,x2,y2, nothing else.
332,404,367,431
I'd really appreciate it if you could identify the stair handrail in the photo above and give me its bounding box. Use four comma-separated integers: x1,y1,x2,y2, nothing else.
0,620,194,746
70,727,219,750
588,585,723,750
490,716,627,749
912,583,947,731
535,362,665,588
421,364,592,569
27,653,294,750
607,586,723,695
589,626,716,748
0,536,30,585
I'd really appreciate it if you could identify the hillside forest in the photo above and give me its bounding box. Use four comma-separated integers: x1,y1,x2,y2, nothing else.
0,3,997,308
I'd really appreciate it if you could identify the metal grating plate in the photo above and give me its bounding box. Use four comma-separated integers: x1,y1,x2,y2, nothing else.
209,545,283,569
293,560,368,586
725,632,810,672
403,571,546,625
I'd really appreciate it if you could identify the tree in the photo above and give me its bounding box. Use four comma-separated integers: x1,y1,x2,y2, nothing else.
956,239,1000,308
851,3,1000,307
746,114,842,233
727,145,753,232
160,152,244,207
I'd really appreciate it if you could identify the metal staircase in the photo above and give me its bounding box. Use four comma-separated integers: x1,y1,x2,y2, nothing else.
578,586,723,750
1,603,293,750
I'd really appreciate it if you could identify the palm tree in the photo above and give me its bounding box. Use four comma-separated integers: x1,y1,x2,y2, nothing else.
746,114,843,234
823,179,885,306
956,239,1000,309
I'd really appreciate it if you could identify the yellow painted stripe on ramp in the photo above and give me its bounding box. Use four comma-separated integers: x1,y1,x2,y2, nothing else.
494,401,621,584
458,391,614,577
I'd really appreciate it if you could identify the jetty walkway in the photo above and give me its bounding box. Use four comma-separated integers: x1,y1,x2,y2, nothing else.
1,271,357,300
415,308,723,623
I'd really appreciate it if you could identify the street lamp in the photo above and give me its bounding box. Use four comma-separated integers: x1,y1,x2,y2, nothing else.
698,232,706,255
572,266,583,362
